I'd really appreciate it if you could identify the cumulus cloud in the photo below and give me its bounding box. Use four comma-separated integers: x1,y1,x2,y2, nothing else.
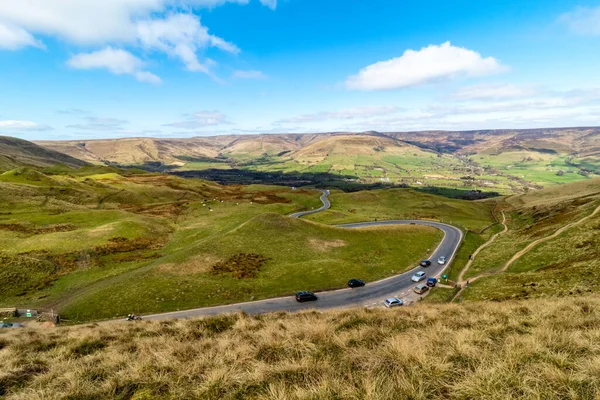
0,23,45,50
0,1,274,80
232,70,267,79
275,106,402,124
346,42,507,91
559,6,600,35
0,120,52,131
163,111,232,129
66,47,161,83
452,83,539,100
136,13,239,73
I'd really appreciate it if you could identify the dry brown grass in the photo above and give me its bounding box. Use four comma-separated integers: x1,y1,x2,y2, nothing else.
307,238,347,252
157,254,221,275
2,296,600,399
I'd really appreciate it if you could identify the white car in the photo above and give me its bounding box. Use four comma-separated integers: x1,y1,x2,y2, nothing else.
438,256,446,265
411,271,426,282
384,298,403,308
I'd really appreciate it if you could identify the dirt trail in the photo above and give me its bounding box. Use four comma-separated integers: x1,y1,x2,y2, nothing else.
500,202,600,273
453,202,600,301
457,212,506,284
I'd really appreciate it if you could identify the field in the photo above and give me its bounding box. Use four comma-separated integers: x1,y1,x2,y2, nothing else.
1,295,600,399
0,166,447,322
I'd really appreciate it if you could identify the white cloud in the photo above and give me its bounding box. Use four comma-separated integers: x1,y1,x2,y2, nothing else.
346,42,507,91
66,116,129,131
0,23,45,50
0,120,52,131
0,1,275,80
452,83,538,100
136,13,239,73
259,0,277,10
232,70,267,79
559,6,600,35
276,106,402,124
0,1,272,46
67,47,162,84
163,111,232,129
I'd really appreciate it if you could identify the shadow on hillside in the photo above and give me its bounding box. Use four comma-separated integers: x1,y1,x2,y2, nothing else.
414,186,501,200
169,168,501,199
170,168,362,187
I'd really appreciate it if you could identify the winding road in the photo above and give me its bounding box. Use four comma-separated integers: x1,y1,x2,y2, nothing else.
142,190,463,321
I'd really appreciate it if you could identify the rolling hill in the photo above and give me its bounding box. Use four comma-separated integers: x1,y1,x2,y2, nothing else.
33,127,600,193
0,136,89,171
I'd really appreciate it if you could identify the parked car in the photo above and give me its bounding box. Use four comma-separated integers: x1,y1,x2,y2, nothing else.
384,298,403,308
0,322,23,328
347,279,365,288
295,291,318,302
427,277,437,287
411,271,426,282
414,284,429,294
420,260,432,267
437,256,446,265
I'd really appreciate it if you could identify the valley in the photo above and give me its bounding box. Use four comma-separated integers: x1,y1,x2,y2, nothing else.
35,127,600,195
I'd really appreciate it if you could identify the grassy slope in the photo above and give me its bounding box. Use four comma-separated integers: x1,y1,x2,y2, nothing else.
2,296,600,399
457,178,600,301
0,167,448,322
306,188,496,231
0,136,88,171
59,216,440,321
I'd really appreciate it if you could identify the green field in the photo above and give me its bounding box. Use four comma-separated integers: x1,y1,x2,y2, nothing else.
305,188,496,231
0,166,449,322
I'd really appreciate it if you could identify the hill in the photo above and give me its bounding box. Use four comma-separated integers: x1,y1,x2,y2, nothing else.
1,295,599,399
1,167,476,322
429,177,600,303
0,136,88,171
35,127,600,194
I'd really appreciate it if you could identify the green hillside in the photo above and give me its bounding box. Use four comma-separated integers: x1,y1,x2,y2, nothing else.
0,167,457,322
0,136,88,171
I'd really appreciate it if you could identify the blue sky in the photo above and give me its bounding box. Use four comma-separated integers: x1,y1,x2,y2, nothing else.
1,0,600,140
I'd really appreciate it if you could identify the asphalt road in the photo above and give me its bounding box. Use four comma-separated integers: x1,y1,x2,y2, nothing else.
141,190,463,321
289,189,330,218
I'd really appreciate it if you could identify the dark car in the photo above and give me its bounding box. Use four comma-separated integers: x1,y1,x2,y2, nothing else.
0,322,24,328
427,277,437,287
347,279,365,288
420,260,432,267
295,291,318,302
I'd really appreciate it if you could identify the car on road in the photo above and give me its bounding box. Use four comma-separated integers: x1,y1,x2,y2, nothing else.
347,279,365,288
427,277,437,287
437,256,446,265
384,298,403,308
411,271,426,282
420,260,432,267
0,322,24,328
295,291,318,302
414,284,429,294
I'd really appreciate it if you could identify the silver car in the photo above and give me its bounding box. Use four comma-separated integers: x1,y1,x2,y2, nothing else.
438,256,446,265
411,271,426,282
384,298,403,308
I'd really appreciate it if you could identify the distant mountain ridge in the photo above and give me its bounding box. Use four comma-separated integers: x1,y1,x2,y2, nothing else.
34,127,600,166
